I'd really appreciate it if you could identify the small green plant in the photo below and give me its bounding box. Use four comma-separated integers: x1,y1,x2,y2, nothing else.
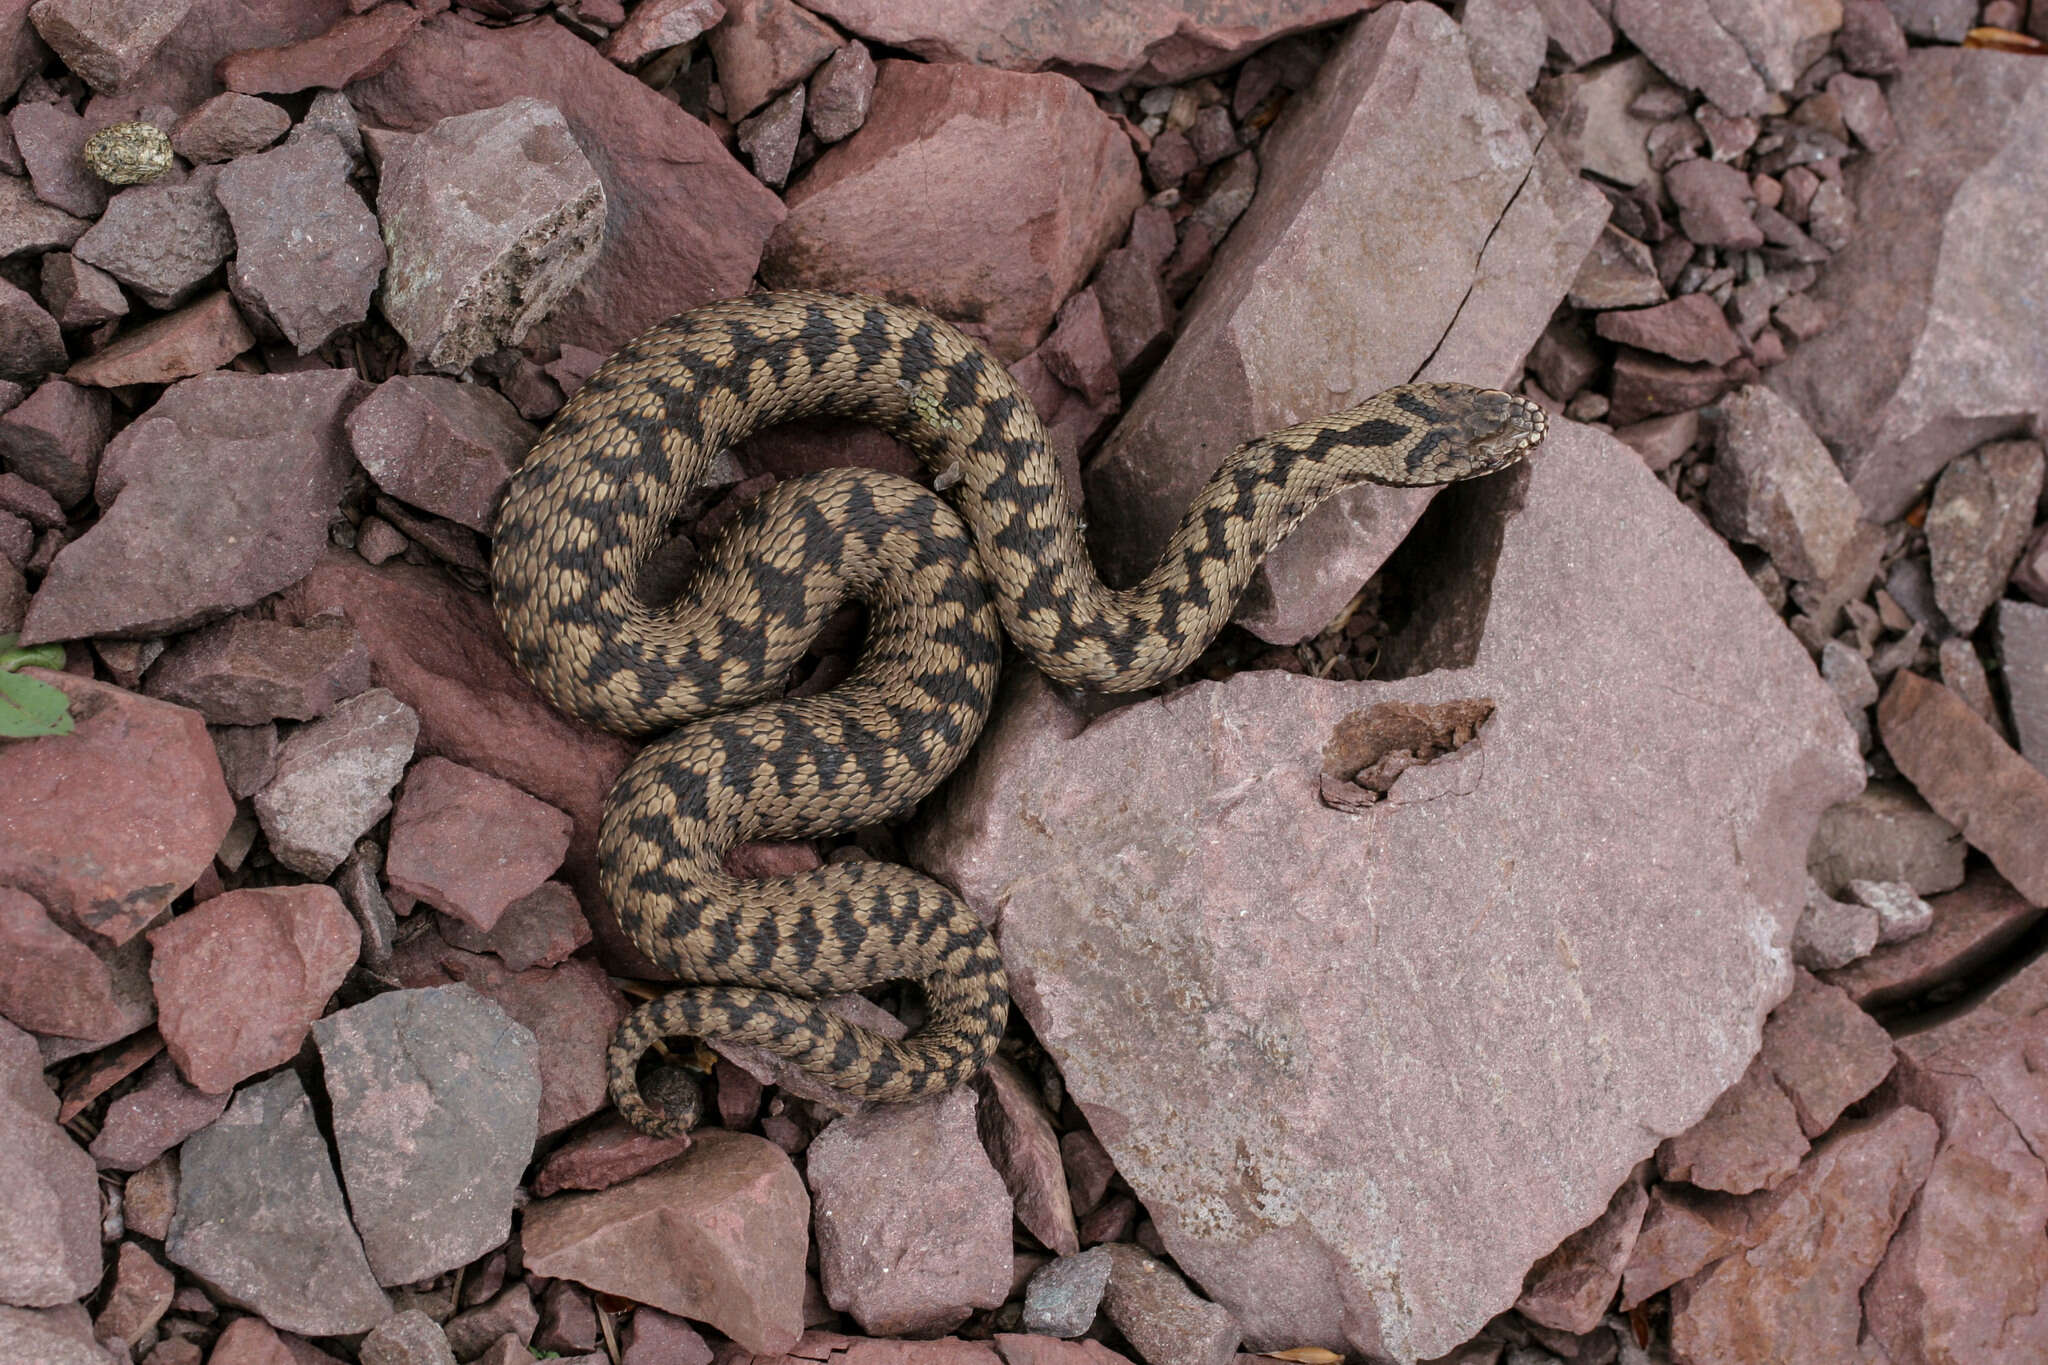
0,634,74,739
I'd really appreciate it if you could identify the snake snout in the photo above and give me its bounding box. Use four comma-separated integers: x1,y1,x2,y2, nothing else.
1459,389,1547,469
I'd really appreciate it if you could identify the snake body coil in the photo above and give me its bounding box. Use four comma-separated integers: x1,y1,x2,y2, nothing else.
491,291,1544,1135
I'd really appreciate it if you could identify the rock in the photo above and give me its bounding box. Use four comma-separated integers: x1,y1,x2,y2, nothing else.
12,99,105,217
522,1131,808,1353
72,170,234,311
0,277,64,377
1757,969,1894,1137
346,375,534,533
165,1069,390,1335
359,1310,457,1365
1461,0,1547,93
148,884,359,1092
444,1283,538,1360
94,1241,174,1348
65,290,255,387
437,880,590,973
0,672,231,943
1669,1106,1937,1362
0,378,110,508
797,0,1376,88
1534,54,1663,189
1704,384,1872,587
622,1310,714,1365
210,721,280,799
1845,877,1933,944
1655,1055,1810,1194
1593,293,1742,366
144,614,369,726
0,1305,104,1365
2004,599,2048,775
1665,156,1762,247
312,985,540,1285
1041,288,1118,411
530,1113,691,1198
535,1281,598,1354
912,419,1860,1361
807,40,875,143
1099,1244,1239,1365
1090,240,1173,378
0,172,88,258
1808,778,1965,898
600,0,725,66
1769,47,2048,519
28,0,193,91
1838,0,1907,74
977,1055,1079,1257
737,83,803,189
254,687,420,879
1925,438,2043,634
38,252,128,331
1612,0,1838,116
1618,1184,1746,1310
375,97,603,373
432,954,624,1136
217,4,421,92
0,2,49,102
383,756,574,932
1082,5,1606,645
703,0,841,120
215,129,385,353
170,91,290,163
1881,0,1973,40
1024,1249,1113,1338
0,886,124,1039
0,1017,100,1306
808,1086,1013,1335
1879,670,2048,905
1515,1166,1649,1334
1795,878,1882,971
122,1156,176,1243
764,60,1141,362
1566,226,1665,311
350,15,784,358
87,1053,231,1171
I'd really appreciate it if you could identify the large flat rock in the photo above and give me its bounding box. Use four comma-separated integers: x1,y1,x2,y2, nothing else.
913,421,1861,1361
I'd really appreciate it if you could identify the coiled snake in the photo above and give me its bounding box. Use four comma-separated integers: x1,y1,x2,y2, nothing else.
490,291,1544,1135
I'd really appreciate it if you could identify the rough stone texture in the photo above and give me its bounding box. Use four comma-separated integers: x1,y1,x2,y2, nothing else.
384,756,574,931
1612,0,1839,117
1619,1185,1745,1312
144,614,369,726
601,0,725,65
1024,1250,1113,1339
1807,778,1965,898
1664,156,1762,249
977,1054,1080,1257
1705,384,1872,588
0,172,88,258
1796,879,1882,972
313,985,540,1286
1849,877,1935,946
808,1086,1014,1336
87,1053,230,1171
1592,294,1742,366
0,376,112,507
523,1131,808,1353
72,171,234,310
95,1240,174,1347
704,0,841,120
28,0,193,91
215,129,385,353
531,1114,691,1198
0,277,64,377
0,1305,104,1365
350,14,783,358
23,368,363,643
912,422,1861,1361
798,0,1377,88
437,880,590,973
217,3,421,92
0,886,123,1039
1668,1106,1937,1364
1514,1168,1649,1335
166,1069,388,1335
0,672,231,943
64,290,255,388
1757,970,1894,1137
170,91,290,163
1768,47,2048,520
1655,1055,1810,1194
1099,1244,1239,1365
0,1017,100,1307
1925,438,2043,634
764,60,1139,362
148,884,359,1093
808,39,876,143
375,97,603,373
1081,5,1608,645
253,686,420,879
359,1310,457,1365
1879,670,2048,905
12,99,105,217
346,375,535,532
2004,599,2048,775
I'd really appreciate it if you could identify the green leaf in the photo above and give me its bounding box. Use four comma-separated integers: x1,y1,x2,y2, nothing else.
0,668,74,738
0,634,64,673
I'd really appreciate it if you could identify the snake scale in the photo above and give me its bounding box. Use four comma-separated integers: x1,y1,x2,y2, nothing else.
490,291,1545,1135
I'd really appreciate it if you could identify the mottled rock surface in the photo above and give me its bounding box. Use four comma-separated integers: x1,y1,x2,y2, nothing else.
0,1018,100,1307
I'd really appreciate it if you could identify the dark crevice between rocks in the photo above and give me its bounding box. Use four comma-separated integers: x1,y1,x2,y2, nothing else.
1376,456,1530,680
1317,697,1496,812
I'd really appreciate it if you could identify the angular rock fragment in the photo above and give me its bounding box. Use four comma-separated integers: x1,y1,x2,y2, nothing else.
215,130,385,353
976,1055,1079,1257
704,0,841,120
170,91,290,163
0,278,63,376
87,1053,230,1172
1593,293,1742,365
0,1017,100,1307
1756,970,1894,1137
217,4,422,94
37,253,126,332
11,99,104,217
0,379,106,507
383,756,573,932
1655,1056,1809,1194
1099,1244,1240,1365
1924,438,2043,634
28,0,193,92
254,687,419,879
1515,1168,1649,1334
64,290,254,388
807,39,875,143
144,614,369,726
1705,384,1872,587
0,173,87,258
0,887,121,1039
600,0,725,66
73,171,235,310
1808,779,1964,898
347,376,535,533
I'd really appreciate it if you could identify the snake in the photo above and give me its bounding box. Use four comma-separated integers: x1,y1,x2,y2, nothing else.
489,291,1545,1136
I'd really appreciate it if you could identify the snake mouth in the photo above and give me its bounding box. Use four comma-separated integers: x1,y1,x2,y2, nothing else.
1462,391,1548,467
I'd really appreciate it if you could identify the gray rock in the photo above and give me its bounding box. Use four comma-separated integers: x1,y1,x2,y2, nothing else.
2001,599,2048,778
1797,878,1883,971
254,687,419,879
1705,385,1872,588
166,1070,389,1336
1845,879,1934,946
313,985,541,1287
1924,439,2044,634
1808,779,1966,899
376,97,605,372
215,130,386,353
1023,1248,1114,1339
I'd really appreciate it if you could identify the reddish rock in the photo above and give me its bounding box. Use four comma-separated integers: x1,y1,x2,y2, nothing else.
0,673,231,943
601,0,724,65
1880,670,2048,905
444,1283,538,1360
375,97,604,373
94,1241,174,1347
764,60,1142,361
0,1017,101,1307
54,1030,161,1125
523,1131,809,1353
1593,293,1742,366
1656,1055,1810,1194
64,291,255,388
1838,0,1907,75
1925,438,2043,634
0,0,49,102
1618,1184,1746,1310
1809,779,1965,899
977,1055,1079,1257
149,885,359,1093
0,173,87,258
73,171,235,311
28,0,194,91
1099,1244,1239,1365
217,4,421,92
349,14,784,358
2004,598,2048,772
704,0,841,120
437,879,590,972
808,40,876,143
809,1086,1013,1335
384,756,574,932
1757,970,1894,1137
1704,384,1871,588
216,130,385,353
87,1053,230,1171
798,0,1376,87
1665,156,1762,248
38,252,128,332
0,278,64,377
11,100,105,217
0,886,123,1039
1515,1168,1649,1334
737,84,804,188
347,374,535,532
123,1155,177,1243
429,951,625,1135
144,615,370,726
531,1113,692,1197
0,1305,106,1365
1796,878,1882,972
623,1310,715,1365
1083,5,1606,645
0,378,109,508
26,368,361,642
170,90,290,162
1090,242,1171,379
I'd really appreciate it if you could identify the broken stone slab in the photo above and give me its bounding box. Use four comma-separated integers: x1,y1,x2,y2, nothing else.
1611,0,1839,118
313,984,540,1286
170,90,290,163
1807,778,1964,898
1082,4,1607,646
11,99,105,218
347,376,535,533
797,0,1375,88
600,0,726,66
64,290,255,388
426,953,625,1138
350,14,783,359
23,368,365,643
1846,877,1934,945
1514,1167,1650,1335
216,3,421,93
1822,870,2044,1008
0,1017,100,1307
1655,1054,1810,1194
86,1051,229,1173
254,687,419,880
704,0,841,121
143,614,370,726
1705,384,1874,589
976,1055,1079,1258
72,168,235,311
1925,438,2043,634
763,60,1142,362
1756,969,1895,1137
28,0,194,92
0,886,124,1041
215,128,385,354
0,377,112,508
1768,46,2048,520
166,1069,390,1336
383,756,574,932
911,421,1861,1361
0,172,87,258
0,277,63,378
375,97,603,373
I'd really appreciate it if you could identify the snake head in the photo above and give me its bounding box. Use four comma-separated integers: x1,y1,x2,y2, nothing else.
1453,387,1547,473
